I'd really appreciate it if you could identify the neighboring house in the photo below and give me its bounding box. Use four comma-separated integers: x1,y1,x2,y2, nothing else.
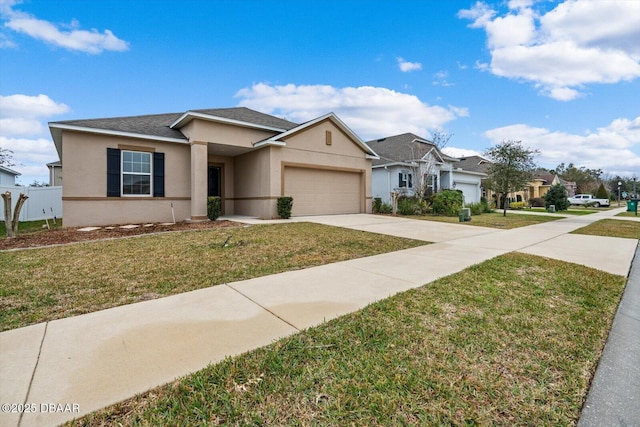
0,165,20,186
49,107,378,227
451,155,492,202
367,133,486,205
527,172,560,200
47,161,63,186
559,177,577,197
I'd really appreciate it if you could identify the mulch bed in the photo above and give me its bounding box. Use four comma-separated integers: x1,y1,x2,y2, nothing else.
0,220,243,250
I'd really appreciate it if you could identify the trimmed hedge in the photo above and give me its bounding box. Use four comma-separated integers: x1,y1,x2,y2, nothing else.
277,197,293,219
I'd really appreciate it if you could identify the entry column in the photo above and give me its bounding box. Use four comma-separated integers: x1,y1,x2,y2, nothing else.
189,140,208,221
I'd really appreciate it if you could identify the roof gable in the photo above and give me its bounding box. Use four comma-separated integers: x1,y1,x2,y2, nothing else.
171,107,298,132
259,113,378,157
366,133,453,166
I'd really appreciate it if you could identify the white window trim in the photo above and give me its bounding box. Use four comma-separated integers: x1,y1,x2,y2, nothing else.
121,150,153,197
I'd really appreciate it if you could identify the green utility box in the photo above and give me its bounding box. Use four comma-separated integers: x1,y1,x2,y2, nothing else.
627,200,637,212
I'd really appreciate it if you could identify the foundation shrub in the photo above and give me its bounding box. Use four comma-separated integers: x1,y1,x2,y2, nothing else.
431,190,464,216
467,202,484,216
207,197,222,220
277,197,293,219
397,196,428,215
509,201,526,210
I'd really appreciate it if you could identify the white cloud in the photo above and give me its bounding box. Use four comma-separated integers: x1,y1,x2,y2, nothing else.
397,57,422,72
1,1,129,54
442,147,483,158
235,83,468,141
0,93,68,183
458,0,640,100
482,116,640,176
0,94,69,119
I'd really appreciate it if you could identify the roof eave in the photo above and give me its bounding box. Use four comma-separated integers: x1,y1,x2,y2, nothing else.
48,123,188,144
170,111,289,133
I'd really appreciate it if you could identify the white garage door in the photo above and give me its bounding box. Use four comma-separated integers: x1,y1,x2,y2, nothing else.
284,167,362,216
456,182,479,204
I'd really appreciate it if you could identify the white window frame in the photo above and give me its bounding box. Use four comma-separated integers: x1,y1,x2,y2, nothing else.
121,150,153,196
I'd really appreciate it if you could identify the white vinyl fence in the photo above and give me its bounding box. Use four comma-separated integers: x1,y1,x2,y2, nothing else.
0,185,62,222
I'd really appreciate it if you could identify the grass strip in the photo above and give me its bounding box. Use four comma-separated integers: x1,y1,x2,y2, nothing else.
409,211,561,229
73,253,625,426
0,222,424,331
571,219,640,239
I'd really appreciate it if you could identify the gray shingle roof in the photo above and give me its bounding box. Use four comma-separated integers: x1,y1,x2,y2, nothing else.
49,107,299,140
365,133,453,167
52,112,188,140
191,107,299,130
453,156,492,174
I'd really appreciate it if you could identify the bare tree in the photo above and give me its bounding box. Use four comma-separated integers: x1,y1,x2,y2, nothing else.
0,148,16,167
2,191,29,237
430,131,453,150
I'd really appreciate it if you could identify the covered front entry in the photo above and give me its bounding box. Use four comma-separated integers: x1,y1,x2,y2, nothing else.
283,166,362,216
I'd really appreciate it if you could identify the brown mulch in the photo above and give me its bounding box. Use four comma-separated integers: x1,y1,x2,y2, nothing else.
0,220,244,250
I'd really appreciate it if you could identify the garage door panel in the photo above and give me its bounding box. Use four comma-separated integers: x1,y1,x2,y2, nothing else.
284,167,361,216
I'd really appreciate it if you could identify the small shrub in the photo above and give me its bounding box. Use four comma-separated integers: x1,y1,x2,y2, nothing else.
397,196,428,216
207,197,222,220
277,197,293,219
480,196,492,213
373,197,383,214
467,202,483,216
509,201,526,210
431,190,464,216
378,202,393,214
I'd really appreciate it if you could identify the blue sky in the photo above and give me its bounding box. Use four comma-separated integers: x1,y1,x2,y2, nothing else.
1,0,639,185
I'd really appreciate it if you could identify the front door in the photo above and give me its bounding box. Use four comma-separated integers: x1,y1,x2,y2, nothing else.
207,166,222,197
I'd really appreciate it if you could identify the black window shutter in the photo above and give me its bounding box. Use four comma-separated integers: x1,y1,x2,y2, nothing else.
398,172,403,187
153,152,165,197
409,174,413,188
106,148,121,197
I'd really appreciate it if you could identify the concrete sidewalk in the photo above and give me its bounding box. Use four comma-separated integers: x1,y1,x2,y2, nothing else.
1,207,637,426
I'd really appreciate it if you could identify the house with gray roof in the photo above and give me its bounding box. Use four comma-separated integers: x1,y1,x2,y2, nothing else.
49,107,378,227
366,133,487,205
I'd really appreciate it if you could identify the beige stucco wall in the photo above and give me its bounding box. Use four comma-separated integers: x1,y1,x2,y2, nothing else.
61,130,191,227
232,148,274,218
181,120,276,147
275,120,373,214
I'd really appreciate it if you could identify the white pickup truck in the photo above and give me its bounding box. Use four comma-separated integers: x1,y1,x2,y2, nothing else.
567,194,610,207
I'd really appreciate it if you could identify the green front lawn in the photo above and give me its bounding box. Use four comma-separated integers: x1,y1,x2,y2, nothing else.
409,211,561,229
0,218,62,237
74,253,625,426
571,219,640,239
528,207,595,215
0,223,424,331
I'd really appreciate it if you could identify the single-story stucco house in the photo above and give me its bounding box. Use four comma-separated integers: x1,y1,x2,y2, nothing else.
366,133,486,205
49,107,378,227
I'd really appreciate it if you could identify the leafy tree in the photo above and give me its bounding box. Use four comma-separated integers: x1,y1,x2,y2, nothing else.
544,184,570,211
552,162,602,194
0,148,15,167
484,140,539,217
594,183,609,200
